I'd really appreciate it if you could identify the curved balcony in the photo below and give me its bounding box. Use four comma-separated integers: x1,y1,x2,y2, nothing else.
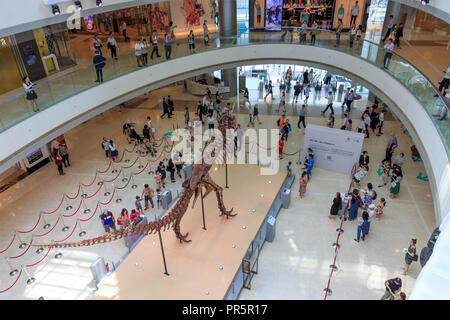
0,29,448,223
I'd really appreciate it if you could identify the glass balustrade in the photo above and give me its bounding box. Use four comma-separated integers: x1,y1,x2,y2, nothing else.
0,29,448,157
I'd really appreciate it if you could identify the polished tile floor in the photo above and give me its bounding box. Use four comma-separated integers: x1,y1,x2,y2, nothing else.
0,83,434,300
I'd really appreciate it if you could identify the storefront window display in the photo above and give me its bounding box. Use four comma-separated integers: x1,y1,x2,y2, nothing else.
169,0,217,33
282,0,334,29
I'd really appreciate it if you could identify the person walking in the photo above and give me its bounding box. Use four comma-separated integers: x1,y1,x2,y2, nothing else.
322,91,334,114
107,32,118,60
381,278,402,300
346,89,354,112
188,30,196,53
305,153,314,181
382,15,395,42
141,184,155,210
141,38,149,65
277,91,286,113
278,137,285,160
383,38,394,69
297,104,307,129
363,113,371,138
22,76,39,112
58,143,70,167
402,239,418,275
101,137,110,159
350,1,360,26
167,95,175,117
150,30,161,59
378,160,391,188
108,140,118,161
203,20,209,45
354,211,370,242
304,84,311,104
157,161,167,188
235,124,244,151
253,104,261,124
329,192,342,219
160,97,171,119
93,34,103,55
243,87,251,108
293,81,301,104
163,33,172,59
382,135,397,163
376,109,386,135
349,24,356,48
281,16,293,41
197,100,204,124
122,20,130,41
264,80,274,101
93,50,106,83
134,38,144,67
341,87,350,109
394,22,403,48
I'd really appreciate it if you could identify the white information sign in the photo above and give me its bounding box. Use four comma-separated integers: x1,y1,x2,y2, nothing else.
303,124,364,176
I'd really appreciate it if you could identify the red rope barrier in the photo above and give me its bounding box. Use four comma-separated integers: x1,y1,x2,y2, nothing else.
26,248,51,268
0,269,22,294
0,234,16,254
41,195,65,215
35,216,60,237
122,157,138,169
62,199,82,218
324,164,357,300
85,183,103,199
8,238,33,259
80,203,99,222
124,144,136,153
102,169,122,183
54,221,77,243
81,172,98,187
65,185,81,200
132,162,149,175
97,161,112,174
99,189,115,206
112,150,126,163
282,150,299,156
18,215,42,234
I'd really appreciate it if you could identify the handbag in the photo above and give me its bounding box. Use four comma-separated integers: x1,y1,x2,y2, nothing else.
390,181,397,188
412,253,418,261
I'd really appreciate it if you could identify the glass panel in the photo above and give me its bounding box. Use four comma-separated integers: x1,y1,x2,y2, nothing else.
0,28,448,158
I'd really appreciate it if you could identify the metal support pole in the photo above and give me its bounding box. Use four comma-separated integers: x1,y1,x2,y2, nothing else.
16,231,27,249
121,166,128,182
115,188,122,203
78,219,86,237
82,197,91,214
61,215,69,232
22,265,35,285
81,185,87,198
41,212,51,229
131,175,138,189
65,194,73,210
155,215,169,276
111,162,118,174
201,189,206,230
5,257,18,276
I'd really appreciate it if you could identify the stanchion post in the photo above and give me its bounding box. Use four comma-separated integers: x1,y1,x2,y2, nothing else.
121,166,128,182
5,257,18,276
81,184,87,198
131,175,138,189
115,187,122,203
65,193,73,210
21,265,35,285
78,219,86,237
16,231,27,249
41,212,51,229
155,215,169,276
82,197,91,214
61,214,69,232
200,189,206,230
111,162,118,174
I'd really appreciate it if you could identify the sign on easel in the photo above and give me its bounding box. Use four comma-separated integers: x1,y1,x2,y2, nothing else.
303,124,364,176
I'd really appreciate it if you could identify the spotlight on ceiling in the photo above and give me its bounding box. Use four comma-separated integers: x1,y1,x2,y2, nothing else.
96,0,103,7
74,1,83,11
421,0,429,5
52,5,61,16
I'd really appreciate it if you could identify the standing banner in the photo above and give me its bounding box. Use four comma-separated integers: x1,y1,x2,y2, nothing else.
303,124,364,176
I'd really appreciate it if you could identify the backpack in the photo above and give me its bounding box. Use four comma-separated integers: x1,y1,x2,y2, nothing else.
372,190,377,200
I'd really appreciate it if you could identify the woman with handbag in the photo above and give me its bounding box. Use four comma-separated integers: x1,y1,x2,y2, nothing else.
402,239,417,275
22,76,39,112
389,172,401,199
328,192,342,219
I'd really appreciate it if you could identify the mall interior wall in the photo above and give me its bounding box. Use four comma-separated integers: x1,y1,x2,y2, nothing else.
0,0,164,38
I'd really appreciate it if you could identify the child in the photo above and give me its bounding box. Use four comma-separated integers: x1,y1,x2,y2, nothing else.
278,137,285,160
346,119,353,131
135,196,143,212
367,203,376,218
156,188,162,208
375,198,386,218
130,209,141,224
299,171,307,198
155,171,162,189
248,113,254,127
286,161,292,176
353,165,368,188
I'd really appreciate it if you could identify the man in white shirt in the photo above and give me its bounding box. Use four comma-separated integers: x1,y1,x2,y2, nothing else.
383,15,395,42
376,110,386,135
321,91,334,115
107,32,118,59
134,39,143,67
235,124,244,151
363,113,371,138
341,113,349,129
350,1,360,26
383,38,394,69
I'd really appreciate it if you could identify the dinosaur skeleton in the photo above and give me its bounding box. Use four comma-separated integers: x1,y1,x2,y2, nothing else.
31,105,238,248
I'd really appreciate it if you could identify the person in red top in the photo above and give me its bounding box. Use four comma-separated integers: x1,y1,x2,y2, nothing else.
130,209,141,224
53,152,65,175
278,137,285,160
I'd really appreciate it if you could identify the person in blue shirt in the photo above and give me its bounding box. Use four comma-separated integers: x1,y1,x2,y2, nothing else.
99,209,116,233
305,154,314,180
286,161,292,176
93,51,106,83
